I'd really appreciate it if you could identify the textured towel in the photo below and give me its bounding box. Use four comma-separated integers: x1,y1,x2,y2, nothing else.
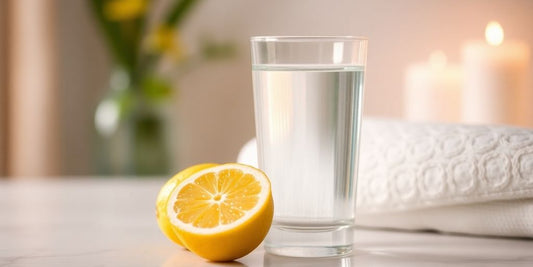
237,119,533,238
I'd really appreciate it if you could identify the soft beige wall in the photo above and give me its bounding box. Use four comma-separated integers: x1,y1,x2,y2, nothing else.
56,0,110,175
58,0,533,174
182,0,533,117
0,0,5,176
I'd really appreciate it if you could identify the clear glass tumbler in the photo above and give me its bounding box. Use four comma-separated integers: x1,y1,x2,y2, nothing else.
250,36,368,257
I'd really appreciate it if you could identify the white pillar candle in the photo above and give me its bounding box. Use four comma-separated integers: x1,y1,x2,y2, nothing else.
405,51,462,122
462,21,531,126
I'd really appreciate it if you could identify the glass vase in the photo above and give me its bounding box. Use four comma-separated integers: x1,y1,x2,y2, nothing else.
94,67,173,176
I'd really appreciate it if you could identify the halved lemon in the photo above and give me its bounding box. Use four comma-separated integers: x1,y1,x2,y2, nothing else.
167,163,274,262
156,163,218,247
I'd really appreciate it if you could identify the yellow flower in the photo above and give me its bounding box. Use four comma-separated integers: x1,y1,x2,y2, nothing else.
152,26,174,51
104,0,147,21
145,25,185,61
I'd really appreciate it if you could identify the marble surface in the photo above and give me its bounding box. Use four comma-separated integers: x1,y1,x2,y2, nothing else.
1,178,533,267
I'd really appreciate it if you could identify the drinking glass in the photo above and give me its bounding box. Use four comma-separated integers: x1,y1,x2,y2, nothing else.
250,36,368,257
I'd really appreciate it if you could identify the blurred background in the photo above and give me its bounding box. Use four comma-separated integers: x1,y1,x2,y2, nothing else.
0,0,532,178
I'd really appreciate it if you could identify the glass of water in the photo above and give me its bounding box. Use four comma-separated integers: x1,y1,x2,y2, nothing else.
250,36,367,257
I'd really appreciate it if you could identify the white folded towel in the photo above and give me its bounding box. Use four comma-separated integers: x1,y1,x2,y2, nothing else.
237,119,533,238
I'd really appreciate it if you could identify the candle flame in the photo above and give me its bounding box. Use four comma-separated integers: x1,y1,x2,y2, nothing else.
429,50,447,69
485,21,504,46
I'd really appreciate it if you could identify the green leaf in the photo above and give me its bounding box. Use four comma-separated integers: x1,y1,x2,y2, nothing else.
89,0,128,68
117,90,134,119
88,0,150,75
164,0,201,27
141,75,173,102
201,40,237,60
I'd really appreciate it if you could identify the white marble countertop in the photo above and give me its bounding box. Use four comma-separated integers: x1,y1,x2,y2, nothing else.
1,178,532,266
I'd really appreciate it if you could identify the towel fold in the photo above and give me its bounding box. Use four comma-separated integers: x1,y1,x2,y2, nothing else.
237,119,533,238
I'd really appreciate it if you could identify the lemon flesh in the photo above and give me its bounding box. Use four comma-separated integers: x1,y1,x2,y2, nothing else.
155,163,218,247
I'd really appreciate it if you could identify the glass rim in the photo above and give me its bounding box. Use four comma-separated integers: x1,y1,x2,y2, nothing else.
250,36,368,42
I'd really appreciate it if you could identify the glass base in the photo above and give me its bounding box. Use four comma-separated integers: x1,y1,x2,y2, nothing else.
264,223,354,258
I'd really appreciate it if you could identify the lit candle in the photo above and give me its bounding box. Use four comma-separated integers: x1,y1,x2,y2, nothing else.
404,51,462,122
462,21,531,126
